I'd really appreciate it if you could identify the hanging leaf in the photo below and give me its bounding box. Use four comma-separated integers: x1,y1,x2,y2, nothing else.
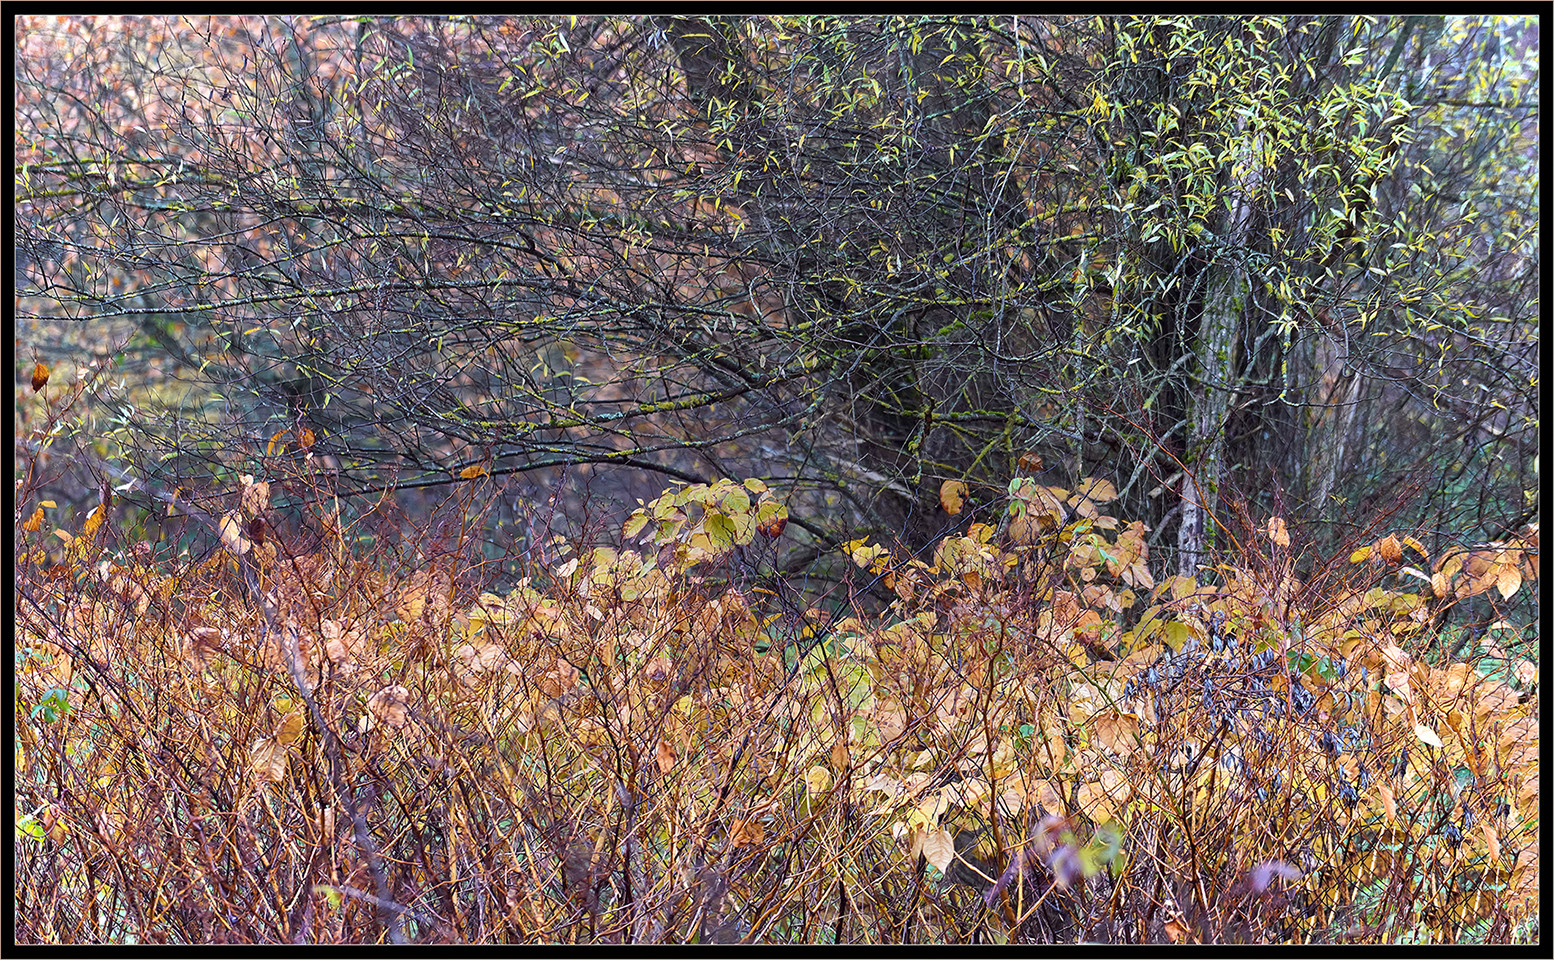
921,826,956,873
939,480,969,515
1267,517,1290,548
1378,534,1403,564
654,739,677,774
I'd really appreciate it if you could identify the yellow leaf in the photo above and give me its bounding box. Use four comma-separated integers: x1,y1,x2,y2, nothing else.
82,503,107,540
804,766,833,794
846,539,892,572
275,710,307,747
459,463,490,480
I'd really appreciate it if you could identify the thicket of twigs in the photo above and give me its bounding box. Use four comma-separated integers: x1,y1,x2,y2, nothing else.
14,372,1540,944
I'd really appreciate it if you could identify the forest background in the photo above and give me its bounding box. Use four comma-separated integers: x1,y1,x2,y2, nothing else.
13,15,1540,945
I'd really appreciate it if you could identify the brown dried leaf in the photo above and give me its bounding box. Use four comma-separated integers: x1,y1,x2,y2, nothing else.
367,685,411,729
921,826,955,872
238,476,270,518
274,710,306,747
250,738,287,782
181,626,223,665
1267,516,1290,548
729,819,765,848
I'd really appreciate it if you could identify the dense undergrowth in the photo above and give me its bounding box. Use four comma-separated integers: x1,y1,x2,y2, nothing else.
13,387,1541,944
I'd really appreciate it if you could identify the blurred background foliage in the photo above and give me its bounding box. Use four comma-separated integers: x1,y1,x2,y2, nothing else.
15,15,1539,596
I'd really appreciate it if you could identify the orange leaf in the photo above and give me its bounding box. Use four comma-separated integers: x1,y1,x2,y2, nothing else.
1494,562,1522,600
31,362,50,392
1074,477,1117,503
654,739,676,774
1378,534,1403,564
1378,784,1397,822
939,480,969,515
459,463,490,480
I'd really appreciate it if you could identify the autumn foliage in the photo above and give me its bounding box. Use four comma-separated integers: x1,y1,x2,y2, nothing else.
14,385,1539,943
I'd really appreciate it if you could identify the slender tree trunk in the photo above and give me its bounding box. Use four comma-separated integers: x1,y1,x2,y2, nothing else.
1178,254,1242,577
